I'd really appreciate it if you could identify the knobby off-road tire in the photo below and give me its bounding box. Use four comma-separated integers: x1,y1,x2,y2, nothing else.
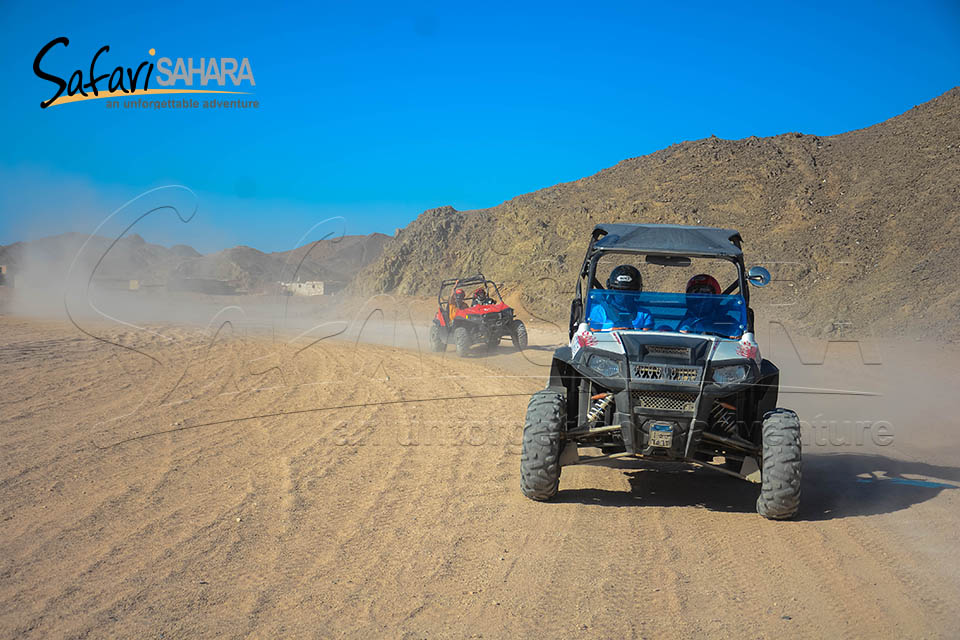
520,390,565,500
511,320,528,351
454,327,471,357
429,324,447,352
756,408,802,520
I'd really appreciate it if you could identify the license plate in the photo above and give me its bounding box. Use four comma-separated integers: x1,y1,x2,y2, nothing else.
649,423,673,448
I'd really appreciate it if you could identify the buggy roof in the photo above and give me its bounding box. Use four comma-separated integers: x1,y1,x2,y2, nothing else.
592,223,743,258
439,274,488,289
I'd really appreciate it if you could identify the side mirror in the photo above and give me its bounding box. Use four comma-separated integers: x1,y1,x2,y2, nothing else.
747,266,771,287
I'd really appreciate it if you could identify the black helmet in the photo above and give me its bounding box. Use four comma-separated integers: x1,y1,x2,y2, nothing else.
607,265,642,291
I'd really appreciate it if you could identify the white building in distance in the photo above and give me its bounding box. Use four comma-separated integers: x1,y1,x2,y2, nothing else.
280,281,325,296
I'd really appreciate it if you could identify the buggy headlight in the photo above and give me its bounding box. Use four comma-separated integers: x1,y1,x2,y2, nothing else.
712,364,749,384
588,354,622,377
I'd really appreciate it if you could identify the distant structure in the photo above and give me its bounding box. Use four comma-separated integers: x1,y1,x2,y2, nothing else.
0,265,8,287
280,280,325,296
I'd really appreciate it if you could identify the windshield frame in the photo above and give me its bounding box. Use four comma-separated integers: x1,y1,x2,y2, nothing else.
438,276,504,309
569,242,750,338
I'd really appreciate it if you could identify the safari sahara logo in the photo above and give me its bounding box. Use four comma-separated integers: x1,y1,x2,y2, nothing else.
33,37,255,108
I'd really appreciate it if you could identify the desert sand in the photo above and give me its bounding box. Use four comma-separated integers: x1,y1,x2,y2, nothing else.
2,303,959,638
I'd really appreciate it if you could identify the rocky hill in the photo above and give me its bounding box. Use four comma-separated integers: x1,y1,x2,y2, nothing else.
0,232,390,294
170,233,391,291
359,87,960,340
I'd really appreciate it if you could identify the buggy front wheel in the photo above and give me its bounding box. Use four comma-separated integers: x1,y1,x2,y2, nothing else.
520,390,565,500
454,327,471,357
756,409,802,519
429,324,447,352
511,320,528,351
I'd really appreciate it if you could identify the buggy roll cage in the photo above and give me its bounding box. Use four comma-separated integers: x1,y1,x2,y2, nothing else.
437,274,505,309
569,224,752,338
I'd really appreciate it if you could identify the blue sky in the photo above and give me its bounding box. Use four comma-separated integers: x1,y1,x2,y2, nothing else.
1,0,958,252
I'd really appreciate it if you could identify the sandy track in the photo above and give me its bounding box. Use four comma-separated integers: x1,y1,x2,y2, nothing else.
1,315,959,638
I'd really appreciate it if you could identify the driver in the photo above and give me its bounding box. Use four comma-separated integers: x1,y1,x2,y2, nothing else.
471,286,493,306
588,265,654,331
685,273,721,296
678,274,728,333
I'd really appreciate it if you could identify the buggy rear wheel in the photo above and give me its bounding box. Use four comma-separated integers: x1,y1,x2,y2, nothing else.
756,409,802,519
520,390,565,500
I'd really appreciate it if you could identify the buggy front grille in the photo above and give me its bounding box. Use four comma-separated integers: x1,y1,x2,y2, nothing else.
633,364,701,382
671,367,700,382
632,391,697,413
635,365,663,380
646,345,691,358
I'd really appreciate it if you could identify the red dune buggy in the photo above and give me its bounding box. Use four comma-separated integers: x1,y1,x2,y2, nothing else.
429,274,528,357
